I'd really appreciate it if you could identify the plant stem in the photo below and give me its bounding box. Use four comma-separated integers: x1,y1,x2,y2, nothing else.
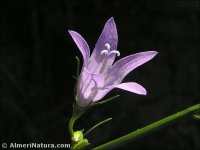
68,116,77,137
92,104,200,150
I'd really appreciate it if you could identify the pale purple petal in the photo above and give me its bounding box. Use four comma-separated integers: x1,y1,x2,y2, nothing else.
68,30,90,66
92,86,114,102
106,51,158,86
115,82,147,95
76,68,105,107
87,17,118,74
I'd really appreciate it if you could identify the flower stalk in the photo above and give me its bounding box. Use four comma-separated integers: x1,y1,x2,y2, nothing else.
68,115,77,137
68,103,87,137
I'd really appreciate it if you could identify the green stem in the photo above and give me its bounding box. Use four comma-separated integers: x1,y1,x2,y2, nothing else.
92,104,200,150
68,116,77,137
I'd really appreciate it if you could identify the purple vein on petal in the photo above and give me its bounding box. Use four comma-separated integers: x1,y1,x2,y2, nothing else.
77,67,105,106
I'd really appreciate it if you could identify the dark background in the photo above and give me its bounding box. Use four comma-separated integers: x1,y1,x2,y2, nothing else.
1,0,199,150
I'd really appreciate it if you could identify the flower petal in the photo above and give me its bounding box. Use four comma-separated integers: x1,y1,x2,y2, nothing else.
115,82,147,95
87,17,118,74
77,68,105,107
68,30,90,66
106,51,158,86
92,86,114,102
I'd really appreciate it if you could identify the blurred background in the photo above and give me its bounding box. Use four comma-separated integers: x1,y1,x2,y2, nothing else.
1,0,199,149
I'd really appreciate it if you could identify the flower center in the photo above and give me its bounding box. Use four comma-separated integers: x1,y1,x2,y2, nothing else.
100,43,120,57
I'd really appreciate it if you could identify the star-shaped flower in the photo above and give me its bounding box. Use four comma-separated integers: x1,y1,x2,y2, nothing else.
69,17,158,107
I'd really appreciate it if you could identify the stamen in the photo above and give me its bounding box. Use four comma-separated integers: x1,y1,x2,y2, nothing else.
101,43,120,57
100,50,109,55
109,50,120,57
105,43,111,50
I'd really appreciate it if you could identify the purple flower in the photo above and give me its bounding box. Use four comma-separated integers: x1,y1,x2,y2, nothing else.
69,17,158,107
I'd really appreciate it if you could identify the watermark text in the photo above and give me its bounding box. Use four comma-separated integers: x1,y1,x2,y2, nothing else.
2,143,70,149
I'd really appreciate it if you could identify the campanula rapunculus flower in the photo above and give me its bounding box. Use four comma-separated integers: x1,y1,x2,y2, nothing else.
69,17,158,107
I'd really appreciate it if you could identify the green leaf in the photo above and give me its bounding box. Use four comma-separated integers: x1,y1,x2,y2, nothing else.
84,118,112,136
193,114,200,119
75,56,80,78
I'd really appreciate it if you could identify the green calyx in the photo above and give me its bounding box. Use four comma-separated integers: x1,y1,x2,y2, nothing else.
71,131,90,150
72,131,83,142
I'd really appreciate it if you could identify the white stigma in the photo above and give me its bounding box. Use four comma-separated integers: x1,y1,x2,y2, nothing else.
105,43,111,50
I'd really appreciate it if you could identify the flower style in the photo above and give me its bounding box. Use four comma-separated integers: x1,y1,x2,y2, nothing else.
69,17,158,107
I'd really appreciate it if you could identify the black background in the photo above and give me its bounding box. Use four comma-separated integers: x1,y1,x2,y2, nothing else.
1,0,200,150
